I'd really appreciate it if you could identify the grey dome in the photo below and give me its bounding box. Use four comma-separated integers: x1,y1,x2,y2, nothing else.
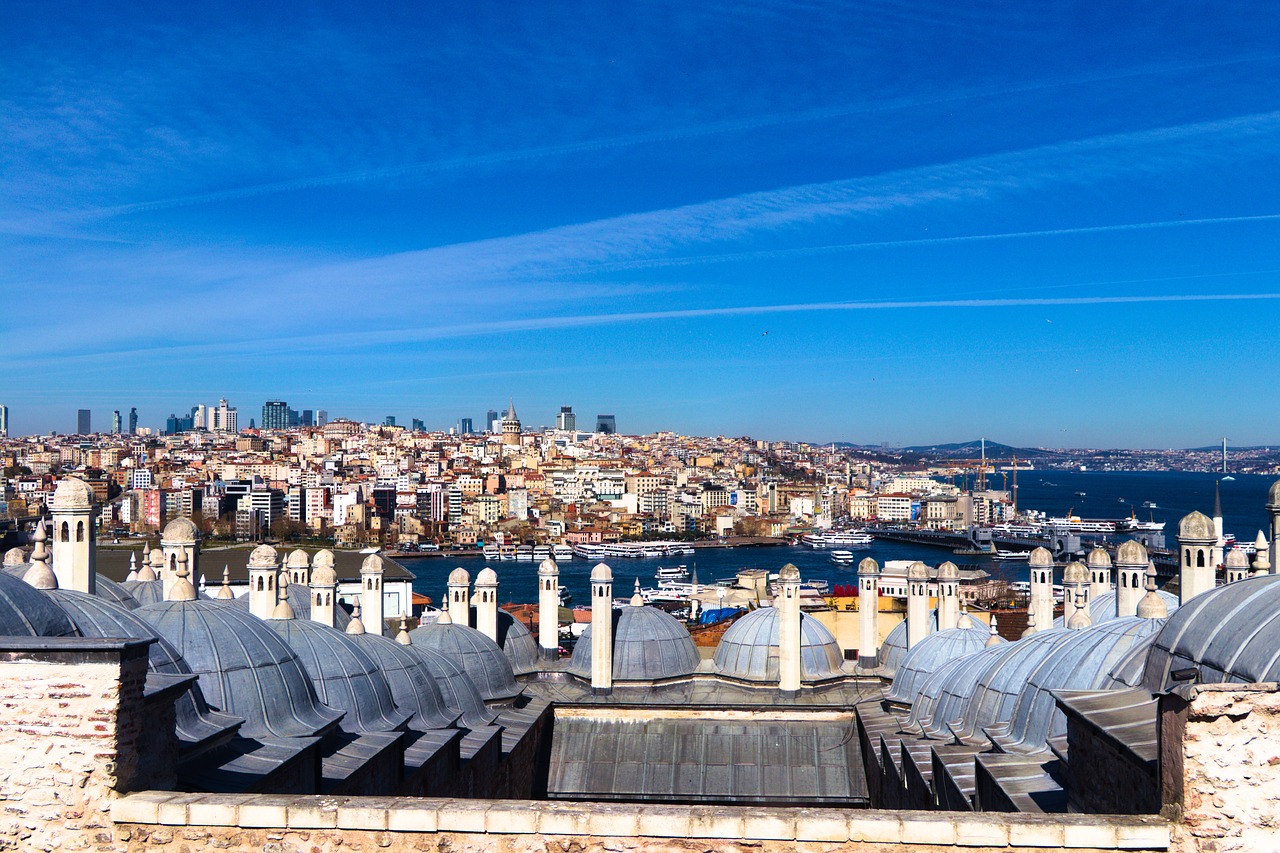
50,590,244,745
1053,589,1179,626
878,609,938,678
1142,574,1280,692
266,618,411,734
947,628,1076,745
569,605,699,682
138,599,343,739
885,620,1001,705
409,620,520,701
493,609,540,675
120,578,164,606
1102,634,1158,689
0,572,76,637
713,607,844,683
1,563,139,611
994,617,1165,754
401,642,497,728
231,582,351,630
344,631,457,731
903,642,1009,738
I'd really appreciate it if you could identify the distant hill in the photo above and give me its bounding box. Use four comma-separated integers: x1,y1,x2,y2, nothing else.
901,440,1054,459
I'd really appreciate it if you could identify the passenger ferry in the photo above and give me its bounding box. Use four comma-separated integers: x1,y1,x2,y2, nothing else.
655,565,690,580
515,545,534,561
993,549,1031,561
829,550,855,565
801,530,873,548
533,545,552,562
552,544,574,561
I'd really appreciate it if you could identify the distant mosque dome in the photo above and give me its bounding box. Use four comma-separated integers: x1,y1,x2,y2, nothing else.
713,607,844,683
568,603,699,682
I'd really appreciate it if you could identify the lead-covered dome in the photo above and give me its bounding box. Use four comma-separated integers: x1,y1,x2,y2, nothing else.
265,617,411,734
1142,574,1280,692
401,641,497,729
230,581,351,630
569,604,699,682
344,631,456,731
947,628,1075,745
878,609,938,678
713,607,844,683
1054,588,1179,626
885,617,1001,705
409,617,520,701
0,571,76,637
138,599,343,739
494,609,540,675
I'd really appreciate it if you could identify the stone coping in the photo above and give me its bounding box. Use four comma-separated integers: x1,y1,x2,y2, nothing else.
114,792,1171,849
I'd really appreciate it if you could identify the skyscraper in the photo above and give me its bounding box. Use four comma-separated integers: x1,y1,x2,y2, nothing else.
301,409,314,427
486,409,499,433
411,418,425,432
193,404,207,430
111,410,122,434
385,415,396,427
459,417,474,435
76,409,91,435
317,410,328,426
262,400,289,430
212,399,237,432
556,406,576,431
0,405,8,437
596,414,617,434
128,408,137,435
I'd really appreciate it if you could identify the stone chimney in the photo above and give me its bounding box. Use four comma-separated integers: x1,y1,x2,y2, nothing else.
857,557,880,669
936,561,960,631
1028,547,1055,632
360,553,386,637
590,563,613,694
777,563,802,695
1115,540,1147,618
310,549,338,628
447,567,471,626
906,561,930,650
49,478,96,594
474,567,499,642
538,558,560,659
246,545,279,620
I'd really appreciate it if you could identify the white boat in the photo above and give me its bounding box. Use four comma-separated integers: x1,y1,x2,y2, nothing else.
802,531,873,548
572,543,605,559
829,550,855,565
515,545,534,561
656,565,690,580
552,544,574,560
993,550,1030,561
482,545,500,560
533,545,552,561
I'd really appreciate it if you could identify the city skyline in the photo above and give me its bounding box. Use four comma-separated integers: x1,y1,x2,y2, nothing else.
4,3,1280,444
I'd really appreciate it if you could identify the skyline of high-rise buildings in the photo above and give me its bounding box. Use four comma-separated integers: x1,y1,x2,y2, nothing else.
76,409,90,435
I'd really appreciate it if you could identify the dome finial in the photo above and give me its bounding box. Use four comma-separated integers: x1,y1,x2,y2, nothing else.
168,549,197,601
126,551,138,582
630,577,644,607
1252,532,1271,576
986,614,1002,647
22,521,58,590
270,568,295,619
435,607,451,626
1021,607,1037,639
1136,562,1168,619
957,602,973,630
395,613,411,645
1067,590,1092,629
345,602,366,635
215,565,234,600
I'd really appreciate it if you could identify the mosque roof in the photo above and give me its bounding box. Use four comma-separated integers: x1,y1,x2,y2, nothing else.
877,609,938,679
51,477,93,509
138,599,344,739
1115,540,1148,565
1052,588,1179,627
408,618,521,701
493,608,540,675
265,617,411,734
229,581,352,630
399,642,497,728
1142,574,1280,692
885,618,1000,705
0,571,77,637
90,547,412,584
568,604,699,682
1102,633,1159,689
713,607,844,683
947,628,1076,745
343,630,457,731
902,642,1008,738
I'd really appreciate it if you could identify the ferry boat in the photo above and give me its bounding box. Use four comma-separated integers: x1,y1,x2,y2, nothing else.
993,550,1031,561
533,545,552,562
655,565,690,580
801,530,873,548
552,544,574,561
572,543,606,559
481,545,500,560
515,545,534,561
829,550,855,565
1142,501,1158,508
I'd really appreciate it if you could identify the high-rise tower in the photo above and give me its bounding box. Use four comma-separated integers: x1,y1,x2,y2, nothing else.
76,409,91,435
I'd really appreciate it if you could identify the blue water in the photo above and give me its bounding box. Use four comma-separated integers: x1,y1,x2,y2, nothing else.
400,470,1278,608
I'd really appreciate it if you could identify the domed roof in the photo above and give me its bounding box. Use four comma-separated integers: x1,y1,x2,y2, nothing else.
50,589,244,745
858,557,880,575
1063,561,1089,584
137,599,343,739
161,516,199,543
591,562,613,582
878,609,937,678
1028,547,1054,568
247,544,278,568
1054,588,1179,626
1269,479,1280,507
3,547,25,566
538,557,559,575
907,561,929,580
344,631,456,731
475,567,498,585
885,618,1000,705
361,553,384,573
493,609,539,675
311,550,337,586
1142,574,1280,692
1087,547,1112,568
937,562,960,580
265,617,411,734
1178,511,1216,541
51,478,93,510
947,628,1076,745
994,617,1165,755
230,582,351,630
0,572,76,637
1225,548,1250,569
96,576,142,610
448,567,469,585
409,619,520,701
1115,540,1148,565
120,578,164,606
313,549,336,569
902,642,1009,738
285,549,310,569
1102,633,1158,689
400,641,497,728
569,604,698,682
713,607,844,683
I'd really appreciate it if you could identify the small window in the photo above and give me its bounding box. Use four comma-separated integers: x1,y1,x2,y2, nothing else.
60,522,70,542
76,521,85,542
257,577,264,591
1197,551,1205,568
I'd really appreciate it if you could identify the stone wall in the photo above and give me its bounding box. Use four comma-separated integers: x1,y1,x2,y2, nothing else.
0,637,151,853
1167,683,1280,853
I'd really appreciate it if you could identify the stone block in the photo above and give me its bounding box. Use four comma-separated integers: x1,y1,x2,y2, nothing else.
387,802,439,833
587,803,640,838
186,798,241,828
537,804,589,835
435,799,487,833
848,813,903,844
743,811,796,841
1115,821,1172,850
1007,815,1066,847
110,792,175,825
287,800,340,829
483,801,538,835
954,814,1010,847
636,805,689,838
337,799,392,831
794,810,849,842
686,807,744,839
1063,821,1119,849
239,797,292,828
901,815,956,845
157,793,205,825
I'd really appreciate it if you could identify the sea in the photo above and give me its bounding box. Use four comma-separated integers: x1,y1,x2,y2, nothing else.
398,470,1277,608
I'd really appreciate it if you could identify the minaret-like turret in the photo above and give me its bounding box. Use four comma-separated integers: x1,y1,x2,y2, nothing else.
538,558,560,659
1252,532,1271,577
215,565,234,600
310,549,337,627
286,549,310,587
271,568,295,620
50,478,96,594
246,544,279,620
590,563,613,694
1136,563,1169,619
936,562,960,631
447,567,470,625
1211,481,1225,569
1268,480,1280,572
1224,548,1250,584
360,553,386,636
160,517,199,600
857,557,880,669
1062,561,1089,626
1177,511,1217,604
167,550,197,602
1115,540,1147,618
1028,547,1054,633
777,563,802,695
1086,546,1112,603
906,561,931,650
474,567,499,642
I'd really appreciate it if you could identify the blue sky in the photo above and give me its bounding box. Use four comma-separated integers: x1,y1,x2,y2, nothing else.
3,1,1279,446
